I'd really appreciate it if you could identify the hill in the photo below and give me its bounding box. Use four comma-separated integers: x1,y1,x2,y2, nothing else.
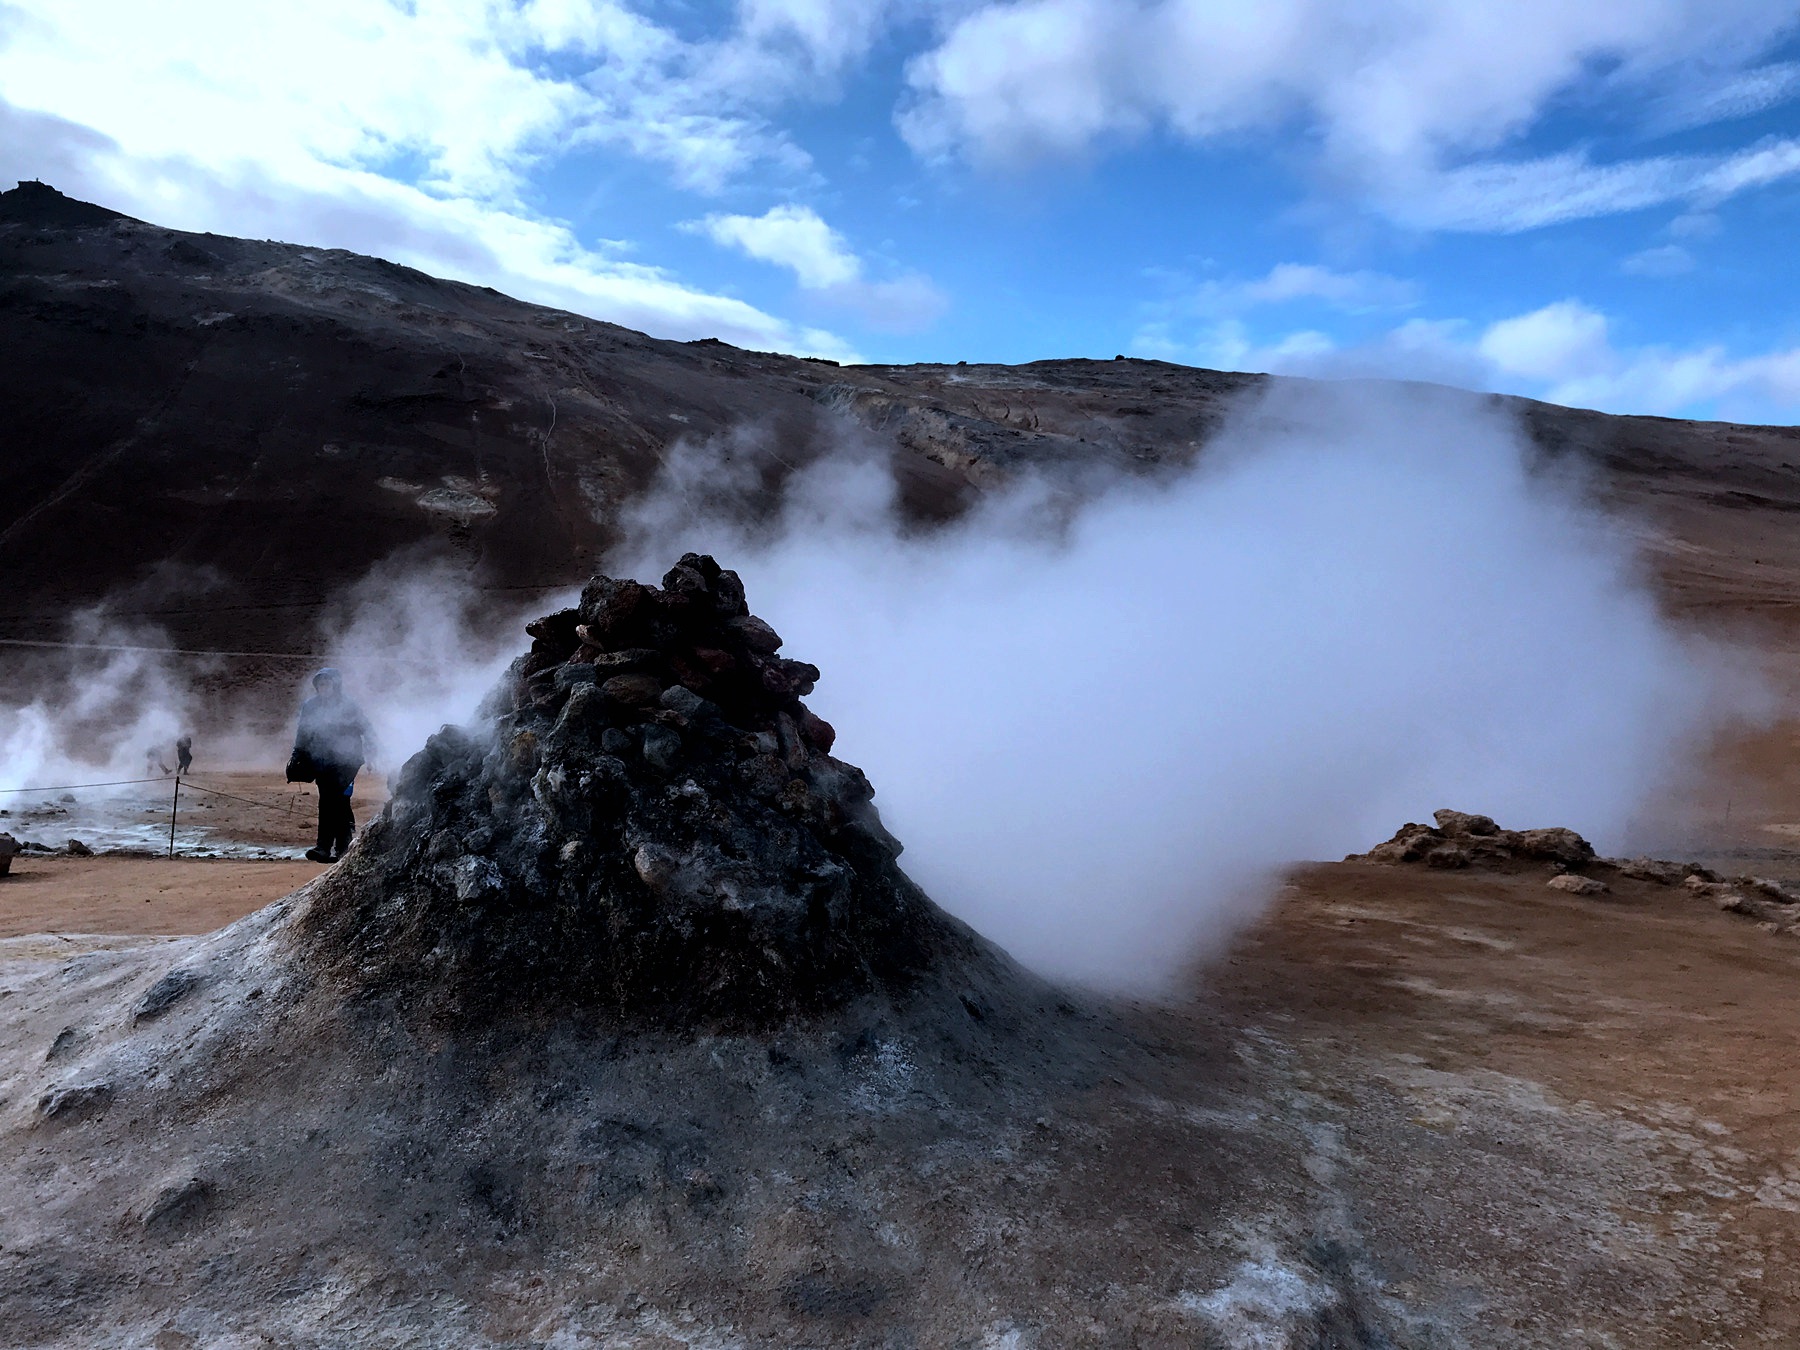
4,180,1798,658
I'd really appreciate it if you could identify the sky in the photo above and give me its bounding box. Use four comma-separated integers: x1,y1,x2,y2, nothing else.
2,0,1799,421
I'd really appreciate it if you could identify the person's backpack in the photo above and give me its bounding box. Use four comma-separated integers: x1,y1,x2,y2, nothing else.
285,747,317,784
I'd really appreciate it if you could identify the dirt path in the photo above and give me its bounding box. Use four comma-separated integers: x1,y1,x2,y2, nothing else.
0,855,322,938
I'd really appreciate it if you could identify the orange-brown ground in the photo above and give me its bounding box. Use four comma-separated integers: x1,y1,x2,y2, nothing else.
5,846,1794,1343
0,856,321,938
1199,861,1800,1343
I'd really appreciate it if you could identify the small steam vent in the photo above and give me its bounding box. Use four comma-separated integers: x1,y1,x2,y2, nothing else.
301,554,980,1024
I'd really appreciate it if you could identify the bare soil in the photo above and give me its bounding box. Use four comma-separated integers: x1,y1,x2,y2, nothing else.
0,855,322,938
2,849,1794,1345
1196,861,1800,1344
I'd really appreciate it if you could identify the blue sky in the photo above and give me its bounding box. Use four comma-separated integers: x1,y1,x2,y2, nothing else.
3,0,1799,420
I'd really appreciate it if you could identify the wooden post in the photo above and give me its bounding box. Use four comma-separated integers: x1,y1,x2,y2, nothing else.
167,775,180,859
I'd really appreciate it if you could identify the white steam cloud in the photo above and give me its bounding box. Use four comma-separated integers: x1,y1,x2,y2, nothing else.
312,559,555,776
0,613,200,797
617,379,1744,989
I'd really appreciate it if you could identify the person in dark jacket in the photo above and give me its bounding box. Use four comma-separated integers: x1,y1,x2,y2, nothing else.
293,668,372,864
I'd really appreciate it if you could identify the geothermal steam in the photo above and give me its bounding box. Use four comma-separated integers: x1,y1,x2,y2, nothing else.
618,380,1741,987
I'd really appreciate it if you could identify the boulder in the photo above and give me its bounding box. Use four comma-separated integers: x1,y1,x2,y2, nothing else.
1512,828,1595,866
1350,811,1596,870
1547,874,1608,896
1611,857,1682,885
1433,809,1499,837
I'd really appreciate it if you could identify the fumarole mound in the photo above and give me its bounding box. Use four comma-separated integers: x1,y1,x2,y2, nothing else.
302,552,969,1025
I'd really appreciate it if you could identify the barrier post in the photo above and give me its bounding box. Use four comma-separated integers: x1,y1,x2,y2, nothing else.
167,775,181,859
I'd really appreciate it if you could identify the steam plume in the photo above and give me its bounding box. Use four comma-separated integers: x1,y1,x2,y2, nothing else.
615,379,1746,988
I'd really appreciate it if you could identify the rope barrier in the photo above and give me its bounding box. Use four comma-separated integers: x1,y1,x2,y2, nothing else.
0,637,445,667
0,637,324,660
179,779,306,816
0,775,168,795
3,770,359,859
0,772,326,810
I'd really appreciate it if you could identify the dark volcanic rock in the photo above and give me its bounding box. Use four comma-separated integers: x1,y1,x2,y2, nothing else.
301,555,971,1026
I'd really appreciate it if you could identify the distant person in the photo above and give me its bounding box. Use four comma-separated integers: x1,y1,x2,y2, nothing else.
175,735,193,775
289,668,372,865
145,747,170,777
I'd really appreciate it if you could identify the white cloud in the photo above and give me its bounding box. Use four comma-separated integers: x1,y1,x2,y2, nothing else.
695,204,863,289
1644,59,1800,133
1477,301,1800,416
692,204,949,332
1133,319,1335,374
1140,296,1800,420
901,0,1800,231
1621,243,1695,277
0,96,859,360
1375,137,1800,233
1478,301,1614,383
1194,263,1419,316
0,0,907,356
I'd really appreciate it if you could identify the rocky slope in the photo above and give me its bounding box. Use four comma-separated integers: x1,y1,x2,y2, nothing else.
5,180,1800,659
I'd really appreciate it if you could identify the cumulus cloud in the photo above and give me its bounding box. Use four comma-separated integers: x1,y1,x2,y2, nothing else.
0,96,857,360
1138,296,1800,421
0,0,920,356
695,204,864,289
692,204,950,333
1477,301,1800,417
900,0,1800,230
1134,319,1334,377
1478,301,1614,383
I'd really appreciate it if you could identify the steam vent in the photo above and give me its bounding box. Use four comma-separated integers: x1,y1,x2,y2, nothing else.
304,553,975,1023
0,556,1424,1347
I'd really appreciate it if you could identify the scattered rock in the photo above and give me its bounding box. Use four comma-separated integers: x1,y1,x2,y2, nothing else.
139,1175,213,1231
65,838,93,857
1745,877,1800,906
1351,810,1597,869
134,969,202,1023
38,1080,113,1121
1610,858,1682,885
45,1026,88,1061
1547,874,1608,896
1356,814,1798,939
1512,828,1596,867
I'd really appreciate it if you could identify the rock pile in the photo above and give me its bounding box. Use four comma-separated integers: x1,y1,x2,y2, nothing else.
1351,809,1597,870
301,553,981,1025
1352,808,1800,935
